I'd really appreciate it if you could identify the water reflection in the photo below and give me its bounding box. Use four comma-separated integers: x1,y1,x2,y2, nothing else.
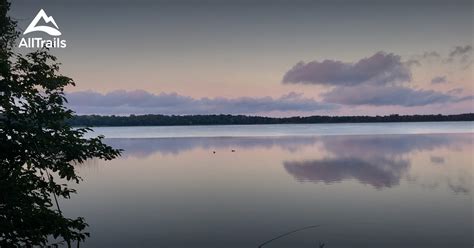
105,136,320,157
71,132,472,248
317,134,471,160
105,133,472,193
106,133,470,157
283,134,471,193
284,157,410,189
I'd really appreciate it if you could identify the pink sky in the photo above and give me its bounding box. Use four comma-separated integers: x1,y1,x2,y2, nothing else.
13,0,473,116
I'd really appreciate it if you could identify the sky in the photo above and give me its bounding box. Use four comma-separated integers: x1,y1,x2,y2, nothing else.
10,0,474,116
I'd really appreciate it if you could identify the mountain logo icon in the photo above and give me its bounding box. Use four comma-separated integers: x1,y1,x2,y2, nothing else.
24,9,62,36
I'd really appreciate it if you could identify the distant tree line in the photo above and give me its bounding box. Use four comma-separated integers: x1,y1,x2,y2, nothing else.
68,113,474,127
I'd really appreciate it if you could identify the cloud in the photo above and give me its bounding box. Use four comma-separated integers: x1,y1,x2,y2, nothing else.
447,88,464,95
283,49,473,107
399,45,473,69
407,51,440,66
421,51,441,59
431,76,447,84
404,59,421,67
282,52,411,86
322,85,470,107
66,90,336,115
449,45,472,58
443,45,473,64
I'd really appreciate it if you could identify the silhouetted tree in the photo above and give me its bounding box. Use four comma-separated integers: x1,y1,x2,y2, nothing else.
0,1,121,247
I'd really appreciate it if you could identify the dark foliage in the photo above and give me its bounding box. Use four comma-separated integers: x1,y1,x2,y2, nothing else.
0,1,121,247
69,113,474,127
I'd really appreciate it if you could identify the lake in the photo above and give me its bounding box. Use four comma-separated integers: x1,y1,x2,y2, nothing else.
65,122,473,248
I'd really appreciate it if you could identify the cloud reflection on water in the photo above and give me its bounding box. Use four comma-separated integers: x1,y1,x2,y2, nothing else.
105,136,320,157
284,134,471,192
284,157,410,189
104,133,471,192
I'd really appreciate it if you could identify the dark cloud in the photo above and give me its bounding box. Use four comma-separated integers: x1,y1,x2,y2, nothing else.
282,52,411,86
281,51,466,107
287,45,472,90
431,76,447,84
412,45,472,67
322,85,470,106
66,90,336,115
443,45,473,64
407,51,440,66
404,51,439,68
282,50,473,107
449,45,472,58
421,51,441,59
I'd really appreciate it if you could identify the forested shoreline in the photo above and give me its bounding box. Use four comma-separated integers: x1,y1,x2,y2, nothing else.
68,113,474,127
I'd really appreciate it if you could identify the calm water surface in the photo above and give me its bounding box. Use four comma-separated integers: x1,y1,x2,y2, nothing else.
86,121,474,138
65,123,473,248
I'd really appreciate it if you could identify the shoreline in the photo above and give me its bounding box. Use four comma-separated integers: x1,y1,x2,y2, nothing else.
69,113,474,127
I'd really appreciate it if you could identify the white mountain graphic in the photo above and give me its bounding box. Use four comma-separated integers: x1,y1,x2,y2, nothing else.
24,9,61,36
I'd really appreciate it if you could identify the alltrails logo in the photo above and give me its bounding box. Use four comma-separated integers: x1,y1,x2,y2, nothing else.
19,9,67,48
